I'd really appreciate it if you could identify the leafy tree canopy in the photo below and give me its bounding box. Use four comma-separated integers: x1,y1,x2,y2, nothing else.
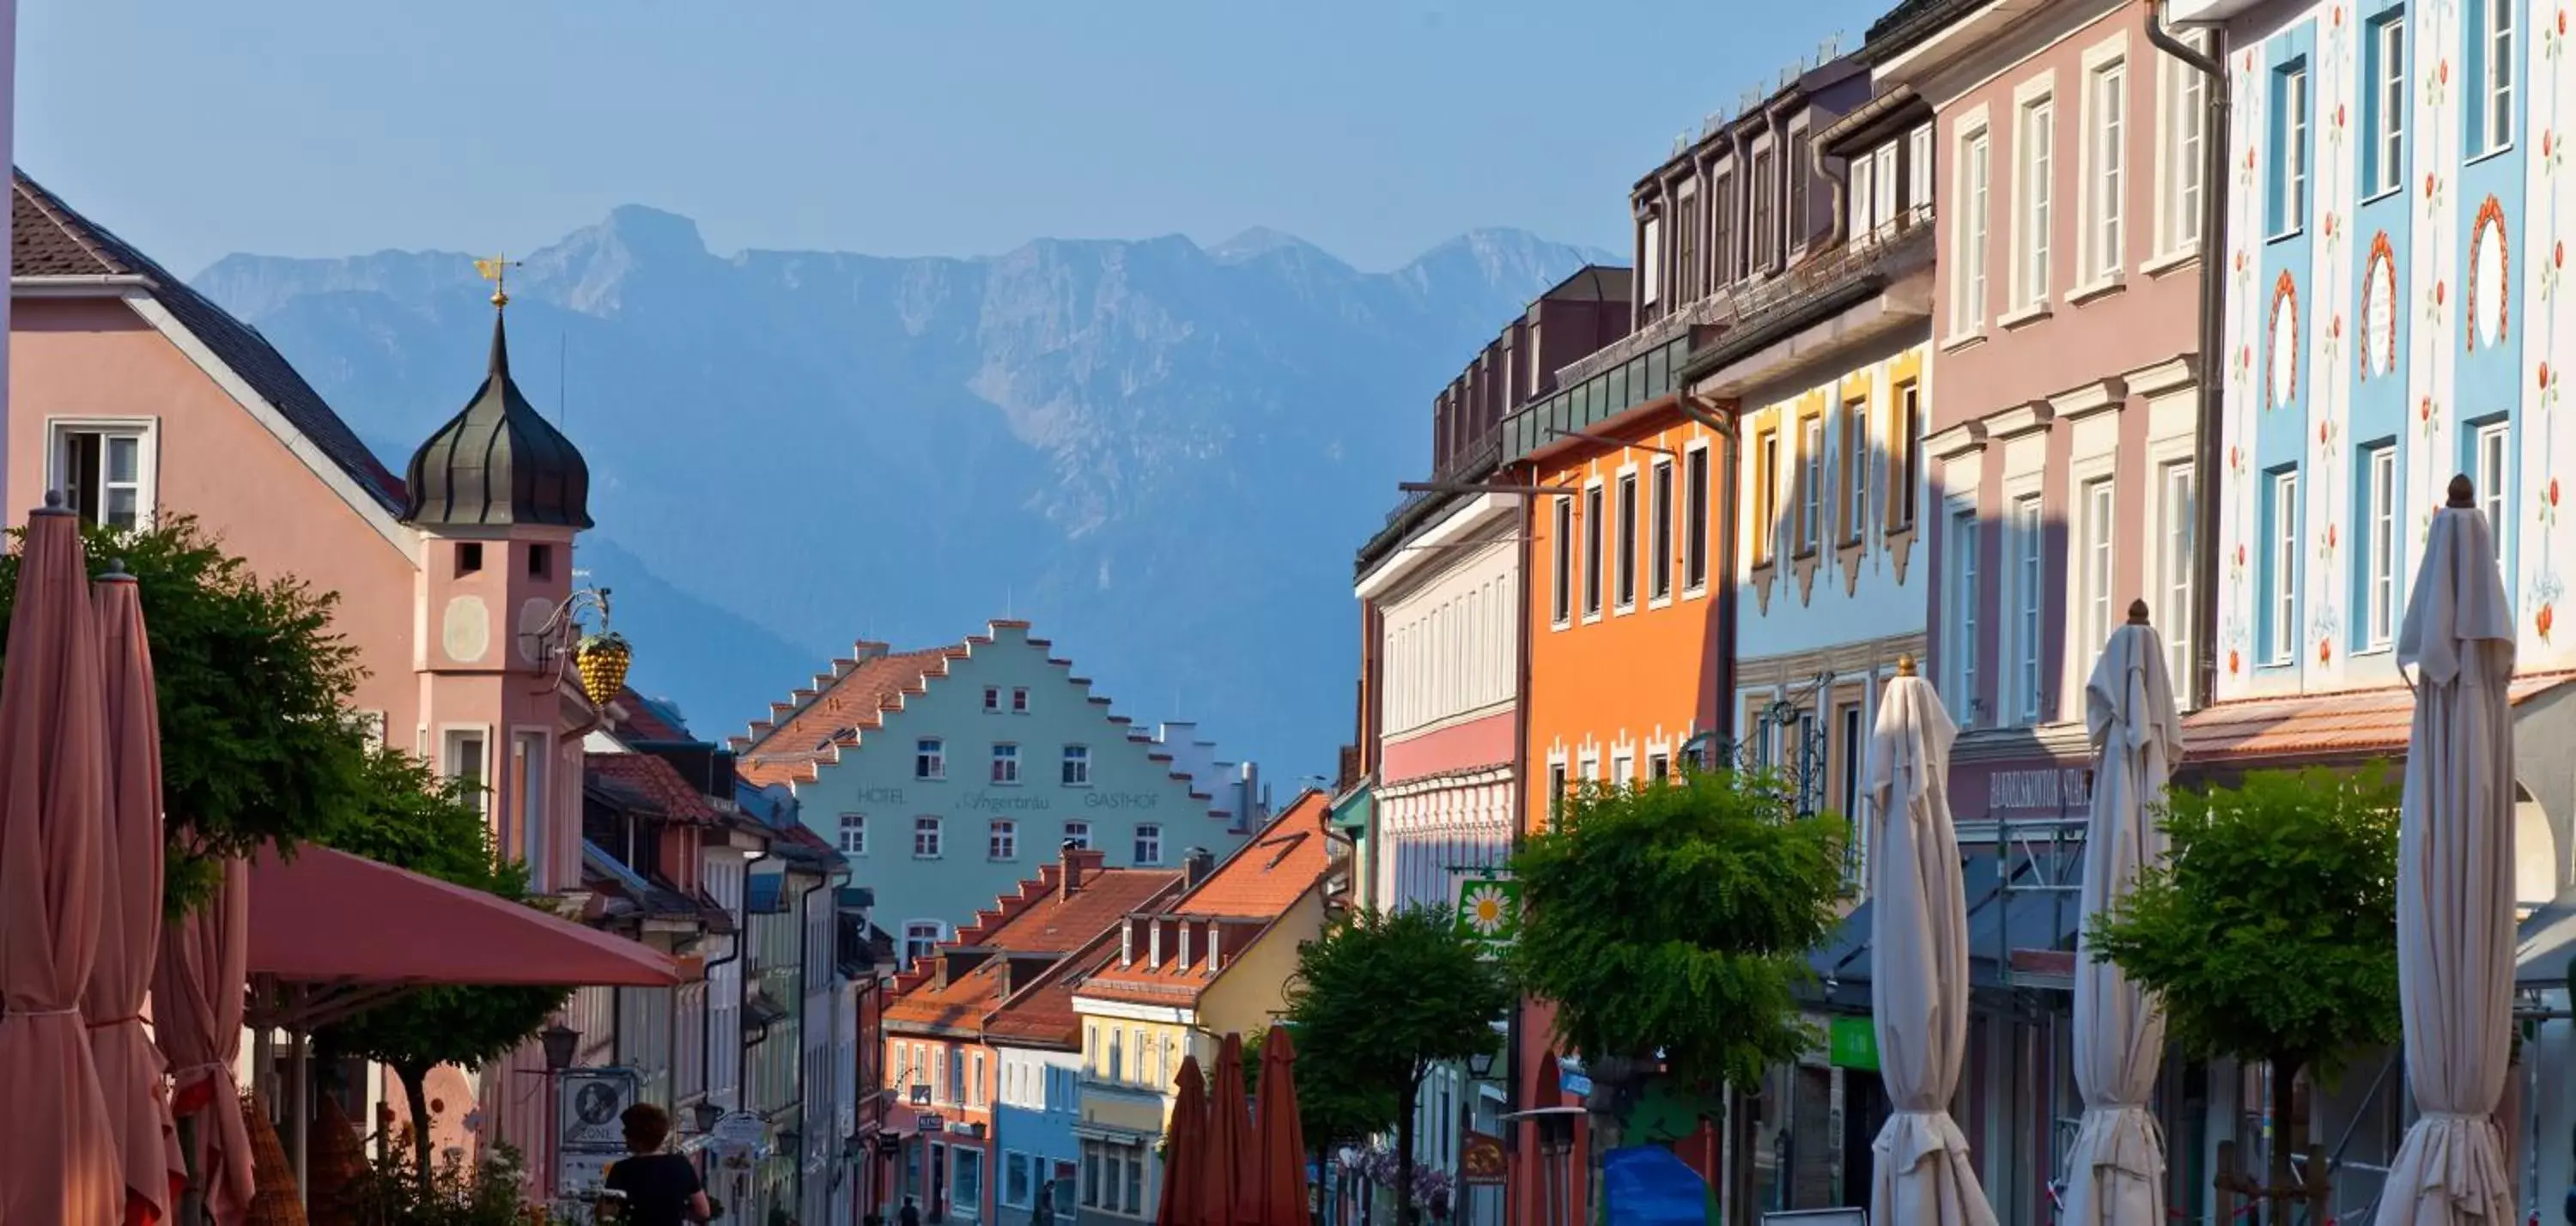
1286,905,1511,1094
1508,770,1849,1093
0,514,369,914
2089,766,2403,1080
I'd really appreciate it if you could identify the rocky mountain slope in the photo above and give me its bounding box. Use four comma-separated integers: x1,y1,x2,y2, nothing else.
195,209,1608,773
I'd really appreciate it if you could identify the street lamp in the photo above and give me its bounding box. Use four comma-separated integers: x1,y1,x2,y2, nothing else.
541,1023,583,1072
1465,1047,1499,1080
695,1102,724,1134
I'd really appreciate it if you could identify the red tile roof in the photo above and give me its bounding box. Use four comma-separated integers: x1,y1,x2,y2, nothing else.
613,687,695,744
2182,674,2573,764
12,171,409,512
884,852,1181,1037
985,944,1117,1048
585,753,724,827
735,646,964,786
1073,792,1332,1009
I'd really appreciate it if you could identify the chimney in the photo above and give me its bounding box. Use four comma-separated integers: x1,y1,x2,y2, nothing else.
1060,840,1085,899
1183,847,1216,889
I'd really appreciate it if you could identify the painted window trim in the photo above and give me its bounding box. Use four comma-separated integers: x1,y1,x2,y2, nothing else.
45,415,163,531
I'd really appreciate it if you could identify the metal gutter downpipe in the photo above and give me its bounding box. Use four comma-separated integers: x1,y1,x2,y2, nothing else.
2147,1,2230,711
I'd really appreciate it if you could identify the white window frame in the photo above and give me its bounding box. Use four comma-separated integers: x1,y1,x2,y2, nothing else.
984,686,1001,712
2009,495,2045,723
1134,822,1163,865
2483,0,2515,155
1850,151,1880,240
992,742,1021,785
1947,504,1981,726
837,812,867,856
1801,415,1825,552
990,818,1018,860
1649,457,1675,605
510,729,550,889
2082,478,2115,657
440,726,491,818
1061,743,1092,786
2015,83,2057,309
2477,421,2512,561
1551,496,1574,627
2082,49,2128,285
1684,440,1712,592
2370,15,2407,198
903,920,944,968
2276,64,2310,236
1063,819,1092,850
1612,752,1633,783
2157,33,2209,258
2365,445,2397,649
1910,124,1936,215
2270,470,2301,664
1953,118,1995,333
1583,479,1607,622
1012,686,1030,713
2159,459,2196,688
47,416,160,531
914,815,945,859
1614,466,1640,612
915,737,946,780
1640,213,1664,306
1844,396,1871,542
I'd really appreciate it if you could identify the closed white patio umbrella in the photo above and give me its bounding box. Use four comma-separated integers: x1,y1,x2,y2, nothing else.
2061,601,2183,1226
2377,475,2518,1226
1868,657,1998,1226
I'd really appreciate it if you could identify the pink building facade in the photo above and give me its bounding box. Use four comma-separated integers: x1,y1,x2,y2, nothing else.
1868,0,2214,1217
9,172,608,1183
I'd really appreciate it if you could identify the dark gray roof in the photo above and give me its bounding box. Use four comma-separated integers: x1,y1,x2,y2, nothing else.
13,170,408,513
401,309,593,530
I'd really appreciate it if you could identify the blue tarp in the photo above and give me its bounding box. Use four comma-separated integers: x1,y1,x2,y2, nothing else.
1602,1145,1708,1226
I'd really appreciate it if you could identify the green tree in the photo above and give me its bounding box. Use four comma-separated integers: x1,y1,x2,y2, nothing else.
0,514,369,914
1507,769,1847,1211
318,745,572,1191
2088,767,2403,1202
1281,906,1513,1226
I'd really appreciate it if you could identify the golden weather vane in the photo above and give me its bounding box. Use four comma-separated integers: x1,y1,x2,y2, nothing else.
474,252,522,307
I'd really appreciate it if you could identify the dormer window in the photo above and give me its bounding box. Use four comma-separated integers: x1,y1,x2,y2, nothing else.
1121,920,1135,968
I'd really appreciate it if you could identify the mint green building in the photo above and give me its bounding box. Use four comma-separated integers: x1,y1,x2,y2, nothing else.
734,619,1262,965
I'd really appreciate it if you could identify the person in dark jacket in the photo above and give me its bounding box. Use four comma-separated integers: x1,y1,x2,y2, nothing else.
900,1196,922,1226
605,1103,715,1225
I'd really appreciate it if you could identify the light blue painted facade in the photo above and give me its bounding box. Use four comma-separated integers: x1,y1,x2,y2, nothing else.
747,621,1253,963
2189,0,2576,1215
992,1049,1081,1226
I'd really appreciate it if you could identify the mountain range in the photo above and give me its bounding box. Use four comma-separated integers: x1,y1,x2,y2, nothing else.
193,209,1611,776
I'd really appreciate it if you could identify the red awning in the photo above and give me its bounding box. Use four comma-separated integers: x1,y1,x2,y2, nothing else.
2182,674,2573,767
248,846,678,988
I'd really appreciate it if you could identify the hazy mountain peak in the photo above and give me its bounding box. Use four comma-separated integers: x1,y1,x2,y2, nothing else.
1207,227,1328,264
192,218,1602,773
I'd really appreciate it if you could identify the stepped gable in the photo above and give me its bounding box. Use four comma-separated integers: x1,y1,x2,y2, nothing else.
732,619,1229,814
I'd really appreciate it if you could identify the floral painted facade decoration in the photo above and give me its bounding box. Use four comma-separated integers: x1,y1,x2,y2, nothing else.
2468,196,2511,350
2363,233,2397,378
2268,271,2300,410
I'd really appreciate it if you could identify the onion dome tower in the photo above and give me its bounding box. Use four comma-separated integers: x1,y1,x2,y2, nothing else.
400,274,592,530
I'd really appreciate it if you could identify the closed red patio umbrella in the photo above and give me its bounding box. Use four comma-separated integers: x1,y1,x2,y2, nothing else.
86,562,179,1226
1155,1056,1211,1226
0,497,119,1224
155,857,254,1226
1202,1033,1252,1226
1252,1024,1311,1226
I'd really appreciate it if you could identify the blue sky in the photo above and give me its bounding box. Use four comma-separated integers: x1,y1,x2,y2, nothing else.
22,1,1891,276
